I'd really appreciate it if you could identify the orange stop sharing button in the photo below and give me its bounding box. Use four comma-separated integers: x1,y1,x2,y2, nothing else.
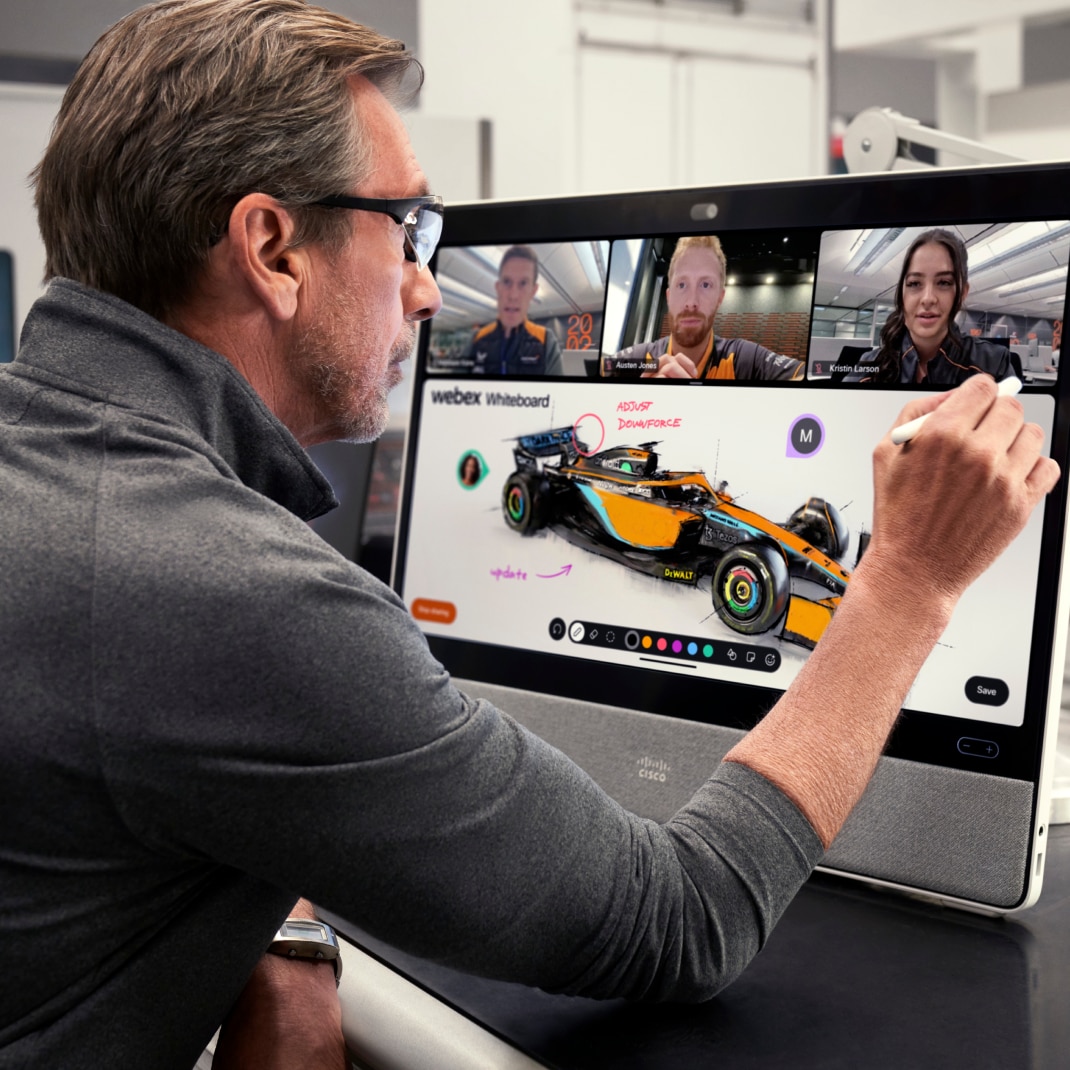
411,598,457,624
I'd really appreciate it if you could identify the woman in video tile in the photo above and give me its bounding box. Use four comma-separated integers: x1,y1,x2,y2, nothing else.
843,228,1012,385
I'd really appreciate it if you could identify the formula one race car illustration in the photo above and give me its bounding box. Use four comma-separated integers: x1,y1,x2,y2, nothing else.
501,426,868,649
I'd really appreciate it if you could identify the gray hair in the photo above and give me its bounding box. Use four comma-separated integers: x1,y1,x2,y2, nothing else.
34,0,422,319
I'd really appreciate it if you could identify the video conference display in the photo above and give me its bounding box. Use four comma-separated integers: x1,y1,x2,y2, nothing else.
402,218,1068,740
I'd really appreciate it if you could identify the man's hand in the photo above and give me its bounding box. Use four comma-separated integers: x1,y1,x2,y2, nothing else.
641,352,697,378
213,900,347,1070
866,374,1059,609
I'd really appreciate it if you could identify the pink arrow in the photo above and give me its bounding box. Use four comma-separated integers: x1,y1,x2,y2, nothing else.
536,564,573,579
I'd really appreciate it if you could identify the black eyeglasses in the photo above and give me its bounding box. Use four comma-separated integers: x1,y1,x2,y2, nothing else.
311,194,444,270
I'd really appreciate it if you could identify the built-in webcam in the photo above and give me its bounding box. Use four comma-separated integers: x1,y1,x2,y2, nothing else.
690,202,719,221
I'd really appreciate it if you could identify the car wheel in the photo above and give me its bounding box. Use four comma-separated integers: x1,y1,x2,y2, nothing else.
712,543,789,636
784,498,848,559
502,472,548,535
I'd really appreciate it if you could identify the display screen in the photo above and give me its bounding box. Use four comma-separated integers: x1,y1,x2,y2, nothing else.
395,168,1070,783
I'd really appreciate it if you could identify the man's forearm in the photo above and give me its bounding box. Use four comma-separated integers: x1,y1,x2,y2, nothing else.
724,554,950,848
213,899,346,1070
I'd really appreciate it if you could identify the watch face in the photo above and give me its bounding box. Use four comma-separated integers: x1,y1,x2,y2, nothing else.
270,918,342,983
278,919,330,942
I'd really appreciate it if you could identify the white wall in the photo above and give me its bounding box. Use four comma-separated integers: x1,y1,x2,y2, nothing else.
403,113,485,203
0,83,62,334
836,0,1070,166
418,0,827,199
836,0,1070,51
985,82,1070,162
418,0,577,200
574,1,825,190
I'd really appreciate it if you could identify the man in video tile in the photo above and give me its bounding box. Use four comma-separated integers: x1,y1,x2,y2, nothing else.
611,236,802,380
463,245,562,375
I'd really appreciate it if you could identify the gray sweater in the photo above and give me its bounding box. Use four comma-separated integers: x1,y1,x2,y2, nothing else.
0,280,823,1069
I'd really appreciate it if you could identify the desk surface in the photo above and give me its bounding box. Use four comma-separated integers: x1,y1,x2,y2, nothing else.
334,824,1070,1069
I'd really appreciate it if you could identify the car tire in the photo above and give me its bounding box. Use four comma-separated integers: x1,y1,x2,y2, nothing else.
784,497,848,559
712,542,789,636
502,471,548,535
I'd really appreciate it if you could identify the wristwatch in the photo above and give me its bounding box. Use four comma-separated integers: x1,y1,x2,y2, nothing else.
268,917,343,984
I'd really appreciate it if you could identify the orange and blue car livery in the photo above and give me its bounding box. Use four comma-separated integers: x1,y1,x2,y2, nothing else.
502,426,865,648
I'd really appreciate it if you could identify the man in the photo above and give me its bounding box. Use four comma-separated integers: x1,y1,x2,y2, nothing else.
463,244,562,375
611,235,803,380
0,2,1058,1068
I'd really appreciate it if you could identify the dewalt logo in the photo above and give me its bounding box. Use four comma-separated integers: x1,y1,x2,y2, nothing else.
663,567,695,583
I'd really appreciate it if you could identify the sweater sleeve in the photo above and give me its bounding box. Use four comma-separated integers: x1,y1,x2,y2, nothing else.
95,478,823,1003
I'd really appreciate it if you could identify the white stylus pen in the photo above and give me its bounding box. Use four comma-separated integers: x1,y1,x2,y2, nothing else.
890,375,1023,445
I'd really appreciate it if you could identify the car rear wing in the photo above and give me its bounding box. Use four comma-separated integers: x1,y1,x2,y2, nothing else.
513,426,582,468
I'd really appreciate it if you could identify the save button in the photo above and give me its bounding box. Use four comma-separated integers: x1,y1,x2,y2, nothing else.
964,676,1009,707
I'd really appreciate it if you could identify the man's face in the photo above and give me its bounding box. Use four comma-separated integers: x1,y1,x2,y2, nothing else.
495,257,538,331
666,246,725,350
291,79,442,445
